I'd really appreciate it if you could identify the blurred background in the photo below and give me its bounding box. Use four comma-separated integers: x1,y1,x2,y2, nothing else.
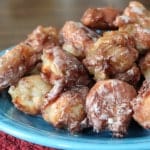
0,0,150,49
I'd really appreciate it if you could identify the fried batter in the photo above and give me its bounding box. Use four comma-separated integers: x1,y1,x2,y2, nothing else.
113,64,141,86
0,26,58,90
25,25,59,52
41,46,90,104
60,21,98,59
42,86,89,133
114,1,150,53
0,44,40,90
8,75,52,115
132,80,150,128
83,31,138,80
81,7,121,30
114,1,150,28
86,79,137,137
119,24,150,53
139,52,150,80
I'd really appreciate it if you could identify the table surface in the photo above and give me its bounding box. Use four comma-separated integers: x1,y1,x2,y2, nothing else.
0,0,150,50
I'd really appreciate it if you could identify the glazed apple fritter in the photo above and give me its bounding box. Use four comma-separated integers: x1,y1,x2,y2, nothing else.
132,80,150,128
114,1,150,28
9,75,52,115
42,86,89,133
113,64,141,86
86,79,137,137
41,46,90,104
81,7,121,30
83,31,138,81
25,25,59,52
0,44,40,90
119,24,150,53
114,1,150,53
139,52,150,80
60,21,99,59
0,26,58,90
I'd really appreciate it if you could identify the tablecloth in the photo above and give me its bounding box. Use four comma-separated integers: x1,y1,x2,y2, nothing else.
0,131,56,150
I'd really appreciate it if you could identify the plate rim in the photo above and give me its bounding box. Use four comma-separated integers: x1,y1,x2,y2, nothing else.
0,47,150,150
1,112,150,150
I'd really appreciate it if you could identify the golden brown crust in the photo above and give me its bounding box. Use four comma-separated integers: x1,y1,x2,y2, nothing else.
8,75,52,115
60,21,98,59
114,1,150,28
86,79,137,137
42,86,89,133
114,1,150,53
139,52,150,80
83,31,138,80
0,26,58,91
41,46,91,104
132,80,150,128
0,44,40,90
119,24,150,53
25,25,59,52
81,7,121,30
113,64,141,86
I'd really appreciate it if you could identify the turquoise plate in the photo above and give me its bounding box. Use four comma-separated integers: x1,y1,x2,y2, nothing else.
0,48,150,150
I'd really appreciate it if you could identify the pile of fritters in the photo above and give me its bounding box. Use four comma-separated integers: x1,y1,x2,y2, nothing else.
0,1,150,137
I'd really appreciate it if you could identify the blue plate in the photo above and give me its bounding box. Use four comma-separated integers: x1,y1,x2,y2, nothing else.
0,48,150,150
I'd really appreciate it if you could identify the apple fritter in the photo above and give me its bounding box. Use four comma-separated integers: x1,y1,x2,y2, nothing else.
25,25,59,52
119,24,150,53
113,64,141,86
0,44,40,90
114,1,150,28
60,21,98,59
132,80,150,128
83,31,138,80
0,26,58,91
81,7,121,30
86,79,137,137
42,86,89,133
139,52,150,80
9,75,52,115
